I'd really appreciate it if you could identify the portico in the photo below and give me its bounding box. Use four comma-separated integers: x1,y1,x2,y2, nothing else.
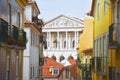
42,15,84,62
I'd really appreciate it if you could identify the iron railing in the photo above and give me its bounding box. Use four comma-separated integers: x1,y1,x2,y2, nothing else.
109,23,120,48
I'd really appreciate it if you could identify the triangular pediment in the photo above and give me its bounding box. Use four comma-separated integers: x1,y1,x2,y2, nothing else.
44,15,84,28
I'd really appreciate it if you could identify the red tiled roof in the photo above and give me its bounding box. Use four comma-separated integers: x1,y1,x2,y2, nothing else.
82,48,93,53
42,57,64,78
67,59,77,79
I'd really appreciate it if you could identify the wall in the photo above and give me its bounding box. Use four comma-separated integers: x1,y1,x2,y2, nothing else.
0,0,23,28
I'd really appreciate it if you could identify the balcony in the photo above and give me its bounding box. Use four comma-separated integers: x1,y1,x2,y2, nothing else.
109,23,120,49
32,16,38,25
7,26,19,46
95,57,102,74
0,18,26,49
0,18,8,43
17,30,26,49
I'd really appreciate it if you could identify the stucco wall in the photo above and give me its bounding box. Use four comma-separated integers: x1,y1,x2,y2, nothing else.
0,0,23,28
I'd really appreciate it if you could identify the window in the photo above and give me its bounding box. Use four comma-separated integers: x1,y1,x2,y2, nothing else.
104,0,107,13
109,67,116,80
52,68,59,75
97,2,100,20
94,40,98,57
30,67,32,79
103,36,107,73
31,30,32,46
100,38,103,56
117,0,120,23
8,3,12,35
8,3,11,25
33,67,34,78
6,55,10,80
97,39,100,56
17,12,20,28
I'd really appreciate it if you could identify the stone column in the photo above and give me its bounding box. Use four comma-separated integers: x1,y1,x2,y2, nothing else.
57,32,59,50
68,33,70,49
60,34,62,49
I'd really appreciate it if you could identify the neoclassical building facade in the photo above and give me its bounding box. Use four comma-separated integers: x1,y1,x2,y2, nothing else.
42,15,84,62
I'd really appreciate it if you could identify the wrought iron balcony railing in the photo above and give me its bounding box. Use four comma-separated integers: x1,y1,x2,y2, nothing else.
109,23,120,48
0,18,27,49
90,57,95,71
0,18,8,43
7,26,19,45
13,26,19,44
95,57,102,73
17,30,26,48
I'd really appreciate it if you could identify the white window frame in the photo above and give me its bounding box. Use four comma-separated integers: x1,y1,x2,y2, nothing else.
94,40,97,57
17,12,20,28
52,68,59,75
104,0,107,13
103,36,107,73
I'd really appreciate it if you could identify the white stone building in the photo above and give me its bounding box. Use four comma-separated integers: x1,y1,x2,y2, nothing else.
23,1,41,80
42,15,84,62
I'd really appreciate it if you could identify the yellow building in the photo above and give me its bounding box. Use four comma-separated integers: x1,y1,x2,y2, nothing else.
77,16,94,80
107,0,120,80
89,0,114,80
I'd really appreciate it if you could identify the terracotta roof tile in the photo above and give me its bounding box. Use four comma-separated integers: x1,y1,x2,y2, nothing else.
42,57,64,78
82,48,93,53
68,59,76,66
66,59,77,79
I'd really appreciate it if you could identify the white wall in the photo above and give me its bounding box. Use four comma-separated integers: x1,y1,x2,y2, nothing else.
24,5,32,21
23,27,40,80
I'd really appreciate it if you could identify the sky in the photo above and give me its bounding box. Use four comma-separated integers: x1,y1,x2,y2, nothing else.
36,0,92,21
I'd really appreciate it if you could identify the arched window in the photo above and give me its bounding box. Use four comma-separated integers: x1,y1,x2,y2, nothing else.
51,55,56,61
68,55,73,59
60,55,65,62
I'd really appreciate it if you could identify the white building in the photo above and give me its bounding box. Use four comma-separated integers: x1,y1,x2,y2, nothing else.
23,0,41,80
42,15,84,62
